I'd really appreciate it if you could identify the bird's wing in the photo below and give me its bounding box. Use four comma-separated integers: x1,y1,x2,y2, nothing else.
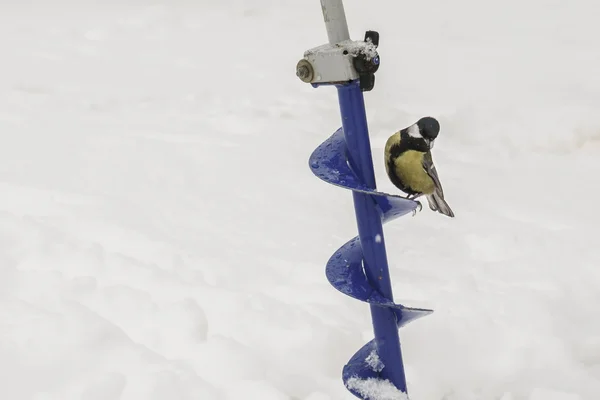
422,151,444,196
422,151,455,217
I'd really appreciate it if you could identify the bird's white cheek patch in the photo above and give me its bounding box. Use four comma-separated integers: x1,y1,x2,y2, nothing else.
407,124,422,138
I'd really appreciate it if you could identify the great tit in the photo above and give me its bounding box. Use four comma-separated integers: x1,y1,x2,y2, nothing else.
384,117,455,218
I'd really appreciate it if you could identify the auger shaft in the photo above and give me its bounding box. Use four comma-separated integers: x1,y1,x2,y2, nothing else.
337,81,408,393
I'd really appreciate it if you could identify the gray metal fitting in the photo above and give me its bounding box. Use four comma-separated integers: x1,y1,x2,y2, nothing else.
296,59,315,83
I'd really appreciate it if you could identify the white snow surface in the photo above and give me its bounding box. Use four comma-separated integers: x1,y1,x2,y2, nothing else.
1,1,600,399
346,377,409,400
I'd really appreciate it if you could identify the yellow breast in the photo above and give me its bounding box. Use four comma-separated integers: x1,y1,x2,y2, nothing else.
394,150,435,194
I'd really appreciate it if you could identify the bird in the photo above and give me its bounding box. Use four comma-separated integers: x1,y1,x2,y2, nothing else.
384,116,455,217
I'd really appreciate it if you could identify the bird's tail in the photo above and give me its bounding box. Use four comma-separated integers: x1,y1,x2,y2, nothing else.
426,192,455,218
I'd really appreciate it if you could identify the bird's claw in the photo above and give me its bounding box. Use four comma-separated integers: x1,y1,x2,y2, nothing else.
411,201,423,216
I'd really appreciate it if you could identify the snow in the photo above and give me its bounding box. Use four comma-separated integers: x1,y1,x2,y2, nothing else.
528,388,582,400
346,377,409,400
1,0,599,400
366,350,385,373
344,39,379,60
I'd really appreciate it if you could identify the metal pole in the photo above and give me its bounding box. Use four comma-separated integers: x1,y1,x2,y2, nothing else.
318,1,409,393
320,0,350,44
337,82,408,393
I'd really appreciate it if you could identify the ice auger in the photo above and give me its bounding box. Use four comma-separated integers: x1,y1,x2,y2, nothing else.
296,1,433,397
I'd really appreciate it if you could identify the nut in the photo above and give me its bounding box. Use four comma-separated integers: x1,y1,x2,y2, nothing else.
296,59,314,83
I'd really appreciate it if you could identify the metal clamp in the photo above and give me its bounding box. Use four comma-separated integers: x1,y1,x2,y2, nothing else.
296,31,381,91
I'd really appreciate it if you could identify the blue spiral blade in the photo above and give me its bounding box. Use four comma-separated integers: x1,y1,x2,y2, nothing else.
343,340,409,399
310,127,433,398
326,236,432,326
342,302,433,396
309,128,418,223
343,340,379,390
341,319,431,399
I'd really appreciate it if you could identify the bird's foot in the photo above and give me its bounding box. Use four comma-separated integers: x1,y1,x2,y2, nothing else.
412,200,423,216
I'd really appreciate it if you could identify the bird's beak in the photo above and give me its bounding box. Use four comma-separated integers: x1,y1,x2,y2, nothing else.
428,139,435,149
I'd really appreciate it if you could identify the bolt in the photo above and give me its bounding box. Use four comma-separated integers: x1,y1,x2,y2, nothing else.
296,59,314,83
297,65,310,79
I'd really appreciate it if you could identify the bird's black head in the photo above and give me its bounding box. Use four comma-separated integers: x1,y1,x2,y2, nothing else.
416,117,440,140
401,116,441,151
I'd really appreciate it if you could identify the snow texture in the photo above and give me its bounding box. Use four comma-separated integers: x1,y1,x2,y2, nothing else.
346,377,409,400
366,350,385,372
345,39,378,60
1,0,600,399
